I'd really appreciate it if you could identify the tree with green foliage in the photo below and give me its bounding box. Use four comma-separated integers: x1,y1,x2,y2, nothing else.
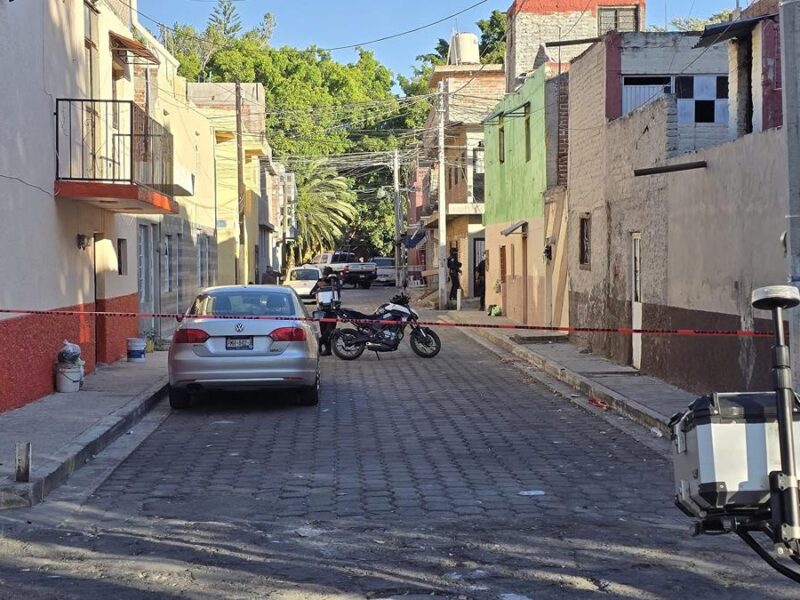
477,10,507,64
672,10,733,32
649,10,734,32
416,38,450,65
293,162,358,262
209,0,242,41
158,6,505,259
161,23,226,82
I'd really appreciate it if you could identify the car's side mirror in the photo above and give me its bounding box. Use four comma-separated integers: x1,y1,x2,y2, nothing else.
176,314,184,323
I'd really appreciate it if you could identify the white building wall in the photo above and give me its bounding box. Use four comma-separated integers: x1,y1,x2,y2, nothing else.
0,0,139,316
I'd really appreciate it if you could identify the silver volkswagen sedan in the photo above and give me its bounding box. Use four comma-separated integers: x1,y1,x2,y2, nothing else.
167,285,320,409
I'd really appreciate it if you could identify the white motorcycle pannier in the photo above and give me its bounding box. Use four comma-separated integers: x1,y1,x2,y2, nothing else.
671,392,800,519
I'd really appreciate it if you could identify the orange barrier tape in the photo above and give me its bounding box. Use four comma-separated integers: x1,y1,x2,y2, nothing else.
0,308,773,338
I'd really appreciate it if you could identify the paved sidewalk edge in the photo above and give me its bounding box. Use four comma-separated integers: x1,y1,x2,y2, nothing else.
0,377,168,510
442,315,671,436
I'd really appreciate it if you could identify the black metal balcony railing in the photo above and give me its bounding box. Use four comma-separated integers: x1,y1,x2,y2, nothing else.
56,99,173,196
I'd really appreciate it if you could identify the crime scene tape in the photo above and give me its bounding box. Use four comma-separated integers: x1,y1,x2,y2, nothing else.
0,308,773,338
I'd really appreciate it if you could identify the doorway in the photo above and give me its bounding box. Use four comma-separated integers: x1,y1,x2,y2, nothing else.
631,233,642,369
499,245,507,313
472,237,485,297
92,233,101,366
137,224,155,335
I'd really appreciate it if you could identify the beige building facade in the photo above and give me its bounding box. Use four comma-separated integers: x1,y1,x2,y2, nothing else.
418,61,505,301
0,0,233,412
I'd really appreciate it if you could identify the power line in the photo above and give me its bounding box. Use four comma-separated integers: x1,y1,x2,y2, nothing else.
320,0,489,51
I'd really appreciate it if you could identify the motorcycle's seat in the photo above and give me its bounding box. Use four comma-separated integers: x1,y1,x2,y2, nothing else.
339,309,375,320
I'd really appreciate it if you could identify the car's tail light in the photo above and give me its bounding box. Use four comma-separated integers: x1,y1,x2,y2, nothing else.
270,327,306,342
343,265,350,274
174,329,210,344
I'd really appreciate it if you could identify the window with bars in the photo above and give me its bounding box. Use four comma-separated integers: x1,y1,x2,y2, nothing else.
117,238,128,276
579,215,591,268
164,235,173,293
498,115,506,164
83,2,99,97
473,144,485,203
598,7,639,35
524,103,532,162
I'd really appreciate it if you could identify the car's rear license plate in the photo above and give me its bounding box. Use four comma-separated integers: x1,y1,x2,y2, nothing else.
226,337,253,350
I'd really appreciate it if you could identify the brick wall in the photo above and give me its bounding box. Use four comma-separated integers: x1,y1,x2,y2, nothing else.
508,10,597,91
104,0,132,27
133,65,159,113
743,0,779,18
506,1,647,92
444,71,506,124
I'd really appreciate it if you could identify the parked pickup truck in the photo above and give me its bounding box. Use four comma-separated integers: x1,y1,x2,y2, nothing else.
308,251,378,289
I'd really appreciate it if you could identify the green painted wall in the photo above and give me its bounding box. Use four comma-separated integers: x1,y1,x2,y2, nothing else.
484,68,548,226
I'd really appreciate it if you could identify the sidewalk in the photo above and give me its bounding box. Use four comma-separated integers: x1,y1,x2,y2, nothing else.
443,310,695,435
0,353,168,509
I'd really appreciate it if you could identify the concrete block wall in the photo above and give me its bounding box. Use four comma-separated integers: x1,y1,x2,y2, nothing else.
506,1,646,92
568,75,788,392
508,10,597,91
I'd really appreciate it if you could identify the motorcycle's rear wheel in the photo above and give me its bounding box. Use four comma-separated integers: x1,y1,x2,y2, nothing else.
331,329,366,360
410,327,441,358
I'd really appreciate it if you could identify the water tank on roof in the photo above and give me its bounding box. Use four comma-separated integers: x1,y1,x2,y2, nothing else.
449,33,481,65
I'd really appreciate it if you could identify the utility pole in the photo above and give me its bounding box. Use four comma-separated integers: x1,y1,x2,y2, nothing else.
782,1,800,380
393,149,402,288
437,80,448,309
235,81,246,285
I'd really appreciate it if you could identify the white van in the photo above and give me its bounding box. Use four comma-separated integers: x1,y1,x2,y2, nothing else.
284,266,322,303
372,257,395,285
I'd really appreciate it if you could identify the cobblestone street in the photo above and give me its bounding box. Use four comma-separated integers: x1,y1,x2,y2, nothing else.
0,290,798,599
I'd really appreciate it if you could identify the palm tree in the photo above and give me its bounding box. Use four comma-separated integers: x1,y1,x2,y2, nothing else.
294,162,357,263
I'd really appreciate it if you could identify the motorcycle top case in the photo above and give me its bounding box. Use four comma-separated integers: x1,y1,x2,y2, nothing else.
671,392,800,518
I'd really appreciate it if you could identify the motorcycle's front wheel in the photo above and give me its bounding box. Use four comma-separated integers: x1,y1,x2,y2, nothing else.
409,327,441,358
331,329,366,360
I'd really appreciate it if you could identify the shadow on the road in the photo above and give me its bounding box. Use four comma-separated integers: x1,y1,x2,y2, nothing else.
1,315,796,597
0,510,794,599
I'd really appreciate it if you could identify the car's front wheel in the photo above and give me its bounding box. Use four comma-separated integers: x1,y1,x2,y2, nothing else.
168,385,191,409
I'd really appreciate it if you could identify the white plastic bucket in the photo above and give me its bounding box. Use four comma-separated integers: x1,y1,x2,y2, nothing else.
56,364,82,393
127,338,146,362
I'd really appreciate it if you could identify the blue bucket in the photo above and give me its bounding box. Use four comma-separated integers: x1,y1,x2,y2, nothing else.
127,338,146,362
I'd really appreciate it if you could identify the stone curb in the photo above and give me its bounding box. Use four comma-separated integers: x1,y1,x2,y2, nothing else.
442,315,671,436
0,377,168,510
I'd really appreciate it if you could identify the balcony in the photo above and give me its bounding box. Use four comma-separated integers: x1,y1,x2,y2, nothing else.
55,99,178,214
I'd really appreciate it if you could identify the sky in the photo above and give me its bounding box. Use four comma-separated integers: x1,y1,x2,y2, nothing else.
136,0,738,80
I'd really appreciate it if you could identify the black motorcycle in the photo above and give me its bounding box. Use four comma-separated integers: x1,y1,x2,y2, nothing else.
330,293,441,360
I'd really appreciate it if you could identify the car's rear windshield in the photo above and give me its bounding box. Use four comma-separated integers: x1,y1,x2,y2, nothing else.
290,269,319,281
332,252,356,263
190,290,298,317
372,258,394,267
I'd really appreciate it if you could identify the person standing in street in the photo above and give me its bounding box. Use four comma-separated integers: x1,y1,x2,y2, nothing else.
447,248,462,302
475,252,486,311
312,267,341,356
